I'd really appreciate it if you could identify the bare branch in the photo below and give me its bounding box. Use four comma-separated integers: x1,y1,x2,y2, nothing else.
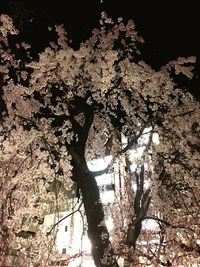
144,216,195,232
47,201,83,236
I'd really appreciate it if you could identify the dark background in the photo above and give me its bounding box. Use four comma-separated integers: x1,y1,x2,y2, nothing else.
1,0,199,98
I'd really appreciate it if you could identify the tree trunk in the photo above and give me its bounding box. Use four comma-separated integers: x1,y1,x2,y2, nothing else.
0,224,9,267
69,146,119,267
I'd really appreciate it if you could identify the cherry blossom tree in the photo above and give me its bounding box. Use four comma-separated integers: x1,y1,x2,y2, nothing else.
0,12,199,267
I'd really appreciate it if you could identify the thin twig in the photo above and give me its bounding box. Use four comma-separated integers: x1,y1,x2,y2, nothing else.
47,201,83,236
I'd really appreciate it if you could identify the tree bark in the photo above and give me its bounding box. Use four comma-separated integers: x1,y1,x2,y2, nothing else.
0,224,9,267
69,145,119,267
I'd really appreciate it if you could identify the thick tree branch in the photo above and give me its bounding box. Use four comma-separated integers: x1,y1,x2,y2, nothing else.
68,106,83,137
81,106,94,146
68,100,94,148
90,167,108,177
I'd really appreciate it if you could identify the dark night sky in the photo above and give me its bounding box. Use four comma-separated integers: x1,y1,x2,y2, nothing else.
1,0,199,97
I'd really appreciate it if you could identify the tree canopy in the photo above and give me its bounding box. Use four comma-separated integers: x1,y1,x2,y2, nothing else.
0,12,199,267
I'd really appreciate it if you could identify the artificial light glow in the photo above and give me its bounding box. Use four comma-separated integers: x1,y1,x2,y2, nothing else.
106,217,113,231
87,155,112,172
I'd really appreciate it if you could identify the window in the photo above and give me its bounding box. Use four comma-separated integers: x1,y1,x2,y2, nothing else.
62,248,66,254
65,225,68,232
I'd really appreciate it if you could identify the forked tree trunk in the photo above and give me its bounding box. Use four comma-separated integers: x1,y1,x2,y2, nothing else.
70,146,119,267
